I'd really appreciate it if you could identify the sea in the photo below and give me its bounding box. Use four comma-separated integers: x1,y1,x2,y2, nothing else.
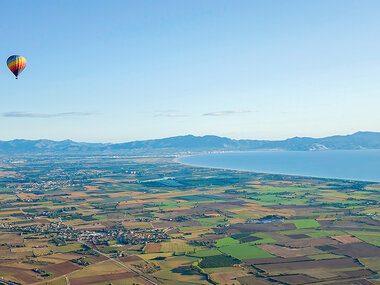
178,150,380,182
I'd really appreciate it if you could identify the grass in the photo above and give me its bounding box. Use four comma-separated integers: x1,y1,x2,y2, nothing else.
69,260,126,278
139,252,173,260
307,230,346,238
291,219,320,229
307,253,345,260
202,266,238,274
152,256,204,284
0,271,13,276
249,233,276,245
180,226,210,231
189,248,222,257
49,243,82,253
193,216,227,226
47,277,67,285
359,257,380,271
100,278,144,285
98,246,119,253
278,228,316,235
218,244,274,260
350,232,380,246
231,233,251,239
33,247,51,256
215,237,240,247
150,201,178,209
160,239,197,254
94,216,108,220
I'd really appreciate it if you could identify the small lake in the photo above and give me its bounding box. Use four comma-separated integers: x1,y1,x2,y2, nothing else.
178,150,380,182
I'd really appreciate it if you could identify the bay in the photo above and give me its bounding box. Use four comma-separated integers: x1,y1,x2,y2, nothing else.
178,150,380,182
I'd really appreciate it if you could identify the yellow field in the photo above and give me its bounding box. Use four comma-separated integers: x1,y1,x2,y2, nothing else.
123,221,152,229
69,260,126,278
32,247,51,256
17,193,42,200
152,256,204,284
160,240,196,254
139,252,173,260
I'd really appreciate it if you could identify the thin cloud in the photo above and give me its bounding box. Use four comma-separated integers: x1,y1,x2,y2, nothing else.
154,112,188,118
203,110,254,116
154,110,188,117
3,111,94,118
155,109,178,113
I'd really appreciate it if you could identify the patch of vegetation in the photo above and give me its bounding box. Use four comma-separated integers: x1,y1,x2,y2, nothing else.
198,255,241,268
231,233,251,240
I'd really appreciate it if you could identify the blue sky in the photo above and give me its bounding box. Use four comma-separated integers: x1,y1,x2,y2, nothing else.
1,0,380,142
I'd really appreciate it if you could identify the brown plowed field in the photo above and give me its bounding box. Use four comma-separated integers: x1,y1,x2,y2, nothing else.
88,254,108,263
236,276,273,284
144,243,161,253
331,235,362,244
229,222,296,233
45,261,81,276
331,243,380,258
287,234,310,239
282,237,339,248
243,256,313,265
211,270,247,285
69,272,138,285
255,258,361,272
119,255,143,262
342,269,374,278
0,265,40,283
328,279,375,285
272,274,318,285
257,244,322,258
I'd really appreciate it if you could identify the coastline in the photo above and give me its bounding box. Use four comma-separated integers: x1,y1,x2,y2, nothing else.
174,150,380,183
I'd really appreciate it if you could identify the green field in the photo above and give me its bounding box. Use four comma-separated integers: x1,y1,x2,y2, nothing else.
215,237,240,247
307,253,345,260
291,219,320,229
249,233,277,245
350,232,380,246
218,244,274,260
49,243,82,253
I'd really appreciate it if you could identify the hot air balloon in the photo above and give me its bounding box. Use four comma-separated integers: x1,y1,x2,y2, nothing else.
7,55,27,79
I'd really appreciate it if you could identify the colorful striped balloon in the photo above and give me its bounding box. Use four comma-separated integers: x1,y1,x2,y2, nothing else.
7,55,27,79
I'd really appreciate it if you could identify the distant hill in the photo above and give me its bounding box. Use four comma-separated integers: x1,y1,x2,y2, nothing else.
1,131,380,154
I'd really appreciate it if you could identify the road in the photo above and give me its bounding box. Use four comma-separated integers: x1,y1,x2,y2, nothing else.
78,240,158,285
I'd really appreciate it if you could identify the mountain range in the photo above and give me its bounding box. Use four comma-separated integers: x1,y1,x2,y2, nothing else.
1,131,380,155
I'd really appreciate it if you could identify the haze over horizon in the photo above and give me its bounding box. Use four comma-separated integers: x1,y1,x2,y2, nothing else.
0,130,375,144
2,0,380,143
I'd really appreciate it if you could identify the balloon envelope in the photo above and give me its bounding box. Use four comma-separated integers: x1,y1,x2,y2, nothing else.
7,55,27,78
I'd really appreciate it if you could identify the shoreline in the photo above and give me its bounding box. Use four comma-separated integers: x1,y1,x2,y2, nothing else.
174,151,379,183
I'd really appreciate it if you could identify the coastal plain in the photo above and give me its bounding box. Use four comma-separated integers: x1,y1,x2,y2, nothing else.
0,155,379,284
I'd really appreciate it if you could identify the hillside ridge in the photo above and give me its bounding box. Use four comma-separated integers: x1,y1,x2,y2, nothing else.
1,131,380,154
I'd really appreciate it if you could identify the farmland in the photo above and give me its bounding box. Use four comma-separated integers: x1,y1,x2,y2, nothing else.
0,154,379,284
